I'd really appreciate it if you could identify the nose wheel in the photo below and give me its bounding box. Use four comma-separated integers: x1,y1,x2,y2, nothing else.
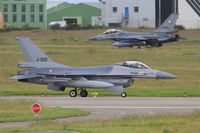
121,92,127,98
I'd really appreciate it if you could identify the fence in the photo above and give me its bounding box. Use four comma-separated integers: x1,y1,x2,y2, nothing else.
177,19,200,29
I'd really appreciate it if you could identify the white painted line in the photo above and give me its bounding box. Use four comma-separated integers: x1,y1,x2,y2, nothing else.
49,106,200,109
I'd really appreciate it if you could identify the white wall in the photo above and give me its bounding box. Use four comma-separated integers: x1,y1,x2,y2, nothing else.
177,0,200,29
92,16,103,26
100,0,156,28
90,0,200,29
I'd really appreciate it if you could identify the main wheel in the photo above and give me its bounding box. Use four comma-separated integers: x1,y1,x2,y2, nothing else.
121,92,127,98
152,42,159,47
148,39,159,47
80,89,88,97
158,43,163,47
69,90,77,97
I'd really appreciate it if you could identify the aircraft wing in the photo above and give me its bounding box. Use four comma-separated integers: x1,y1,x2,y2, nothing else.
36,70,100,76
35,66,113,76
116,35,148,41
129,35,147,40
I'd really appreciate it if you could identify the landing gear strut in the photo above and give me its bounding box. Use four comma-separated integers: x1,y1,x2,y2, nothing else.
121,92,127,98
69,90,77,97
80,89,88,97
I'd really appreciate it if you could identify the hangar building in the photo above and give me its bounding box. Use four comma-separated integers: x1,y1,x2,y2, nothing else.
98,0,178,28
177,0,200,29
0,0,47,29
96,0,200,29
47,3,101,27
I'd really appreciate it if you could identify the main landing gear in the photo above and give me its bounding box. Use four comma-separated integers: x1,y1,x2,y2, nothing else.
69,90,77,97
80,89,88,97
69,89,127,98
69,89,88,97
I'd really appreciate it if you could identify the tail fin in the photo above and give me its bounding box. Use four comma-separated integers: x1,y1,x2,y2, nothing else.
16,37,54,63
16,37,67,68
155,13,179,33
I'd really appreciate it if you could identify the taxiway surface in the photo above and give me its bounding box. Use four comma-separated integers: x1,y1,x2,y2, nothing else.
1,96,200,128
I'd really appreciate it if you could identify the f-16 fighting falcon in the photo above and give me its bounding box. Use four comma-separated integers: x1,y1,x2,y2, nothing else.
90,13,179,48
10,37,176,97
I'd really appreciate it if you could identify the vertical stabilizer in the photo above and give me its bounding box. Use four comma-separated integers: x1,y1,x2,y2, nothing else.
155,13,179,33
16,37,54,63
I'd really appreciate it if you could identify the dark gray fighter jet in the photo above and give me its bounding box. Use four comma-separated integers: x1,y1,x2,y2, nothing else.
10,37,176,97
90,13,179,48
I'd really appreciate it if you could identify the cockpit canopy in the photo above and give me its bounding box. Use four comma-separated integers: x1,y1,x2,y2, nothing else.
117,61,151,69
103,29,122,34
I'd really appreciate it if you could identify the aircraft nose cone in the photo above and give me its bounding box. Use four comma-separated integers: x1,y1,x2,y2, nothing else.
156,70,177,79
89,35,101,41
89,36,97,40
112,42,120,47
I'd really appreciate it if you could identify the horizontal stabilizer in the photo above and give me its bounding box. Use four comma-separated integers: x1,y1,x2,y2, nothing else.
18,62,66,69
10,75,41,80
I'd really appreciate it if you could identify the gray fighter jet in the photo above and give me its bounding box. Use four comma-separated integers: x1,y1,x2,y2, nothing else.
10,37,176,97
90,13,179,48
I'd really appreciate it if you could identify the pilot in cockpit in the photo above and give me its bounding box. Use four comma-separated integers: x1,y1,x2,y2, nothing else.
117,61,150,69
103,29,122,34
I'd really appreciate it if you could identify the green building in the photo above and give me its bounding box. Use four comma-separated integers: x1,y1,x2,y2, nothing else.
47,2,73,14
0,0,47,29
47,3,101,27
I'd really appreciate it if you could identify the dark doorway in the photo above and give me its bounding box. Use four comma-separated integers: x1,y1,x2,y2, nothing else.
108,23,121,28
64,18,78,25
155,0,178,27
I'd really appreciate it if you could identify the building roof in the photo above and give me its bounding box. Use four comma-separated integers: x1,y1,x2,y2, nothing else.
47,3,101,26
47,2,73,14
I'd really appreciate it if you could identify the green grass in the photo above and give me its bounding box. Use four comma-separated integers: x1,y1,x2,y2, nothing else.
0,29,200,97
0,99,88,122
1,112,200,133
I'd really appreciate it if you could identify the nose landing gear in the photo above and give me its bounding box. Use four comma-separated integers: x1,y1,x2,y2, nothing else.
121,92,127,98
